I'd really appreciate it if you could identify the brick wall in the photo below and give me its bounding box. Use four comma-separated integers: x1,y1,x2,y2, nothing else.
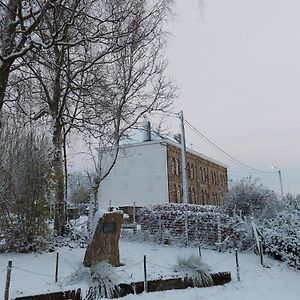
166,144,228,206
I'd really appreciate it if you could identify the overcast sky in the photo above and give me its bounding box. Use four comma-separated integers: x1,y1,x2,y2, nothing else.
165,0,300,195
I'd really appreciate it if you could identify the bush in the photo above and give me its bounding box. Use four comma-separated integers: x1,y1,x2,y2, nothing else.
174,255,213,287
222,177,284,221
67,261,119,299
0,125,51,252
261,194,300,269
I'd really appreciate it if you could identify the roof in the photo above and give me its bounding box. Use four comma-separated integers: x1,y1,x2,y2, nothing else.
111,138,228,169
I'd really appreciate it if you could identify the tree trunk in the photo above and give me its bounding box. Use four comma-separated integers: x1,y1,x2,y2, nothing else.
63,129,68,220
0,63,11,113
87,180,100,235
93,185,99,213
0,0,20,113
52,119,66,235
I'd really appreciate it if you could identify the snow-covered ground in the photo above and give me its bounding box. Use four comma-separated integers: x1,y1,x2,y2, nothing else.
0,238,299,300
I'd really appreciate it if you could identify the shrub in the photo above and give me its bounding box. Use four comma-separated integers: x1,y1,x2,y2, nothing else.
174,255,214,287
0,126,51,252
222,177,283,222
261,194,300,269
67,261,119,299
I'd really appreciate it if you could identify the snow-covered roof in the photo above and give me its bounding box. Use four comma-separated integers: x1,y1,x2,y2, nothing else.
111,138,228,169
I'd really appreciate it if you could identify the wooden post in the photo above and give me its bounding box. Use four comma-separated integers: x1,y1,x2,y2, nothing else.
235,249,240,282
259,239,264,266
198,244,202,258
217,215,222,251
143,255,148,293
55,252,59,283
159,214,162,244
251,218,260,253
185,212,188,246
133,202,137,234
4,260,12,300
133,201,136,224
233,204,236,217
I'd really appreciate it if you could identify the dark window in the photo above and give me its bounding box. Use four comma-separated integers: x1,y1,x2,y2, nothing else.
171,157,176,175
187,163,190,179
188,187,192,203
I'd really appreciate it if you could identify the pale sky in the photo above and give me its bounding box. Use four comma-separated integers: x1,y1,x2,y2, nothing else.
166,0,300,195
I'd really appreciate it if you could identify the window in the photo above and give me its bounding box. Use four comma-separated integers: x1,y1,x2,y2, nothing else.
205,191,208,204
174,159,178,176
176,158,181,175
201,190,205,204
192,188,196,204
171,157,176,175
173,184,177,203
212,192,215,205
204,169,208,182
177,185,182,203
190,164,194,179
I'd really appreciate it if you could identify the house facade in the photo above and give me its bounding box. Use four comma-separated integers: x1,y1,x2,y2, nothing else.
167,143,227,205
99,139,228,210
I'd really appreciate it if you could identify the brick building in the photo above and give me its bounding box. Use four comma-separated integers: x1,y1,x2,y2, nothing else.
99,138,228,210
167,143,227,205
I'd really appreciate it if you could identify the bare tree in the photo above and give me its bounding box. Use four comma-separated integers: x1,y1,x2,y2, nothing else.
8,0,127,234
7,0,175,235
0,0,84,117
80,0,176,227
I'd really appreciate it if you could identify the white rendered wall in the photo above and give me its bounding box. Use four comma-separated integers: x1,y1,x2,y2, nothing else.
99,142,169,210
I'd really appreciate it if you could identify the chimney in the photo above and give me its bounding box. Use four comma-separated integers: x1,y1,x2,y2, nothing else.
174,133,182,144
142,120,151,142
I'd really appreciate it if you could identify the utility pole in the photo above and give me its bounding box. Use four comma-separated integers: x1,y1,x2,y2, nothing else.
278,169,284,198
271,166,284,198
179,111,189,204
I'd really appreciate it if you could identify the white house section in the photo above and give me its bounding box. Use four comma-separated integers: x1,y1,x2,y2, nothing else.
99,141,169,209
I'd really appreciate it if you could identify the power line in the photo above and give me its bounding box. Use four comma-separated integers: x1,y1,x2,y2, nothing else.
228,171,277,178
184,118,276,175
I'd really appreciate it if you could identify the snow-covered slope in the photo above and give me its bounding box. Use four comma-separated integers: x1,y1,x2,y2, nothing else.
0,239,299,300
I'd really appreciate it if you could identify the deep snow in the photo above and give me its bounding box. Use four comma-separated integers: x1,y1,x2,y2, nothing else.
0,238,299,300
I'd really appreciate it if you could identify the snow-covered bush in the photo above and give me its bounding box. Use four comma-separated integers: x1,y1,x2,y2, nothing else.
261,194,300,269
0,125,51,253
67,261,119,299
52,216,89,249
222,177,284,222
138,204,253,250
174,255,214,287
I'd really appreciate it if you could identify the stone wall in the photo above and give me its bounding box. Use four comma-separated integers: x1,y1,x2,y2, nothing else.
138,204,248,249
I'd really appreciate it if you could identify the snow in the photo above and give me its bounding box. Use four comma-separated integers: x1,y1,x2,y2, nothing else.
0,239,299,300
